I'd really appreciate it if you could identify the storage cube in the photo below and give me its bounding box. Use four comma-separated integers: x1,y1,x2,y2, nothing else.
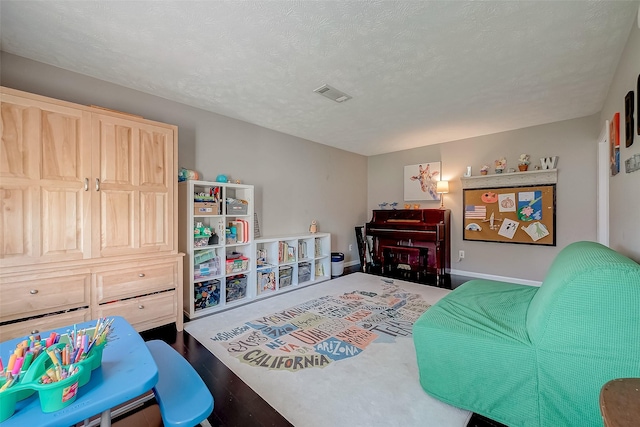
195,256,221,279
226,199,248,215
298,262,311,283
194,201,219,215
258,269,276,294
194,249,216,265
194,237,209,247
279,265,293,288
225,256,249,274
194,280,220,311
226,275,247,302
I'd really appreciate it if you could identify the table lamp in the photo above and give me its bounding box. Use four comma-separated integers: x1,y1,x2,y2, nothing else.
437,180,449,209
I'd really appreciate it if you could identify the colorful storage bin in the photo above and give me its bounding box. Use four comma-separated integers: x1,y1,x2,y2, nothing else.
226,275,247,302
279,265,293,288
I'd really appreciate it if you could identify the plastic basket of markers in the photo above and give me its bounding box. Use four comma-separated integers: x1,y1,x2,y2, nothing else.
0,317,113,420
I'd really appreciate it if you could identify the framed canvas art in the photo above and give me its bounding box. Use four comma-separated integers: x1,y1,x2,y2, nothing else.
610,112,620,176
404,162,441,201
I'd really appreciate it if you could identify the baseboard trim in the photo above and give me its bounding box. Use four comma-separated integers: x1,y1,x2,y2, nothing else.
449,269,542,287
344,260,360,268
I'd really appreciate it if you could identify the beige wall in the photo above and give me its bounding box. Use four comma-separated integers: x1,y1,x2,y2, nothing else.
369,115,601,282
3,29,637,283
599,20,640,262
0,52,369,263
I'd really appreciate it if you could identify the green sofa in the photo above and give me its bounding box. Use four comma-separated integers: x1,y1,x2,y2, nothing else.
413,241,640,427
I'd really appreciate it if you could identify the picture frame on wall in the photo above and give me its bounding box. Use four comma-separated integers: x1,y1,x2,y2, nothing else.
610,112,620,176
404,162,441,201
625,90,634,148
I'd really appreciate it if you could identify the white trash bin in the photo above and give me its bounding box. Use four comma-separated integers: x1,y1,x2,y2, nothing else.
331,252,345,277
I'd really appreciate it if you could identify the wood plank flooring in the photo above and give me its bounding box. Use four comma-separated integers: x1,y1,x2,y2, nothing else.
113,268,506,427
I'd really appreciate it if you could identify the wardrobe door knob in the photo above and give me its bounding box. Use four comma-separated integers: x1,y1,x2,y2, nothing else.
138,304,145,309
30,289,39,295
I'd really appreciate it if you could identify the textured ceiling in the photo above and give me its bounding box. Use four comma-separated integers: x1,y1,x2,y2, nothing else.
1,1,638,156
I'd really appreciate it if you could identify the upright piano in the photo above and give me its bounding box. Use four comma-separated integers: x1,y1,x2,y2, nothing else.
364,209,450,286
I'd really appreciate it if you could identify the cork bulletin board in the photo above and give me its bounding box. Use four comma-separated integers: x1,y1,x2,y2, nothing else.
463,184,556,246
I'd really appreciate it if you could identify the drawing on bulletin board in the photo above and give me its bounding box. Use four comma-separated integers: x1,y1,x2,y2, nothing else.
463,184,556,246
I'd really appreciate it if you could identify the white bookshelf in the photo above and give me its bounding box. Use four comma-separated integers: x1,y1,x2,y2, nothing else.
178,180,255,319
254,233,331,297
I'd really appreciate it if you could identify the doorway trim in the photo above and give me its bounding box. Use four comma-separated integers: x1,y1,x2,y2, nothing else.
597,120,610,246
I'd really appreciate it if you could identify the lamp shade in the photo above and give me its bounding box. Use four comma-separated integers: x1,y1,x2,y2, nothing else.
436,180,449,194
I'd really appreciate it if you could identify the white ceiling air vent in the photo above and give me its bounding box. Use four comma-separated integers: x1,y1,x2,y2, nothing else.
314,84,352,103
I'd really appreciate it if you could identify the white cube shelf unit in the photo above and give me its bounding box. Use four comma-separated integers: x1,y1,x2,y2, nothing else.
254,233,331,297
178,180,255,319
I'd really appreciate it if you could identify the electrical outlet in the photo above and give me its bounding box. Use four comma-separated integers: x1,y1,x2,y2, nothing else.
349,244,353,251
458,250,465,259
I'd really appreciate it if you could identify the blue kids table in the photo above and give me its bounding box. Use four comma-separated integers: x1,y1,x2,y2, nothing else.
0,316,158,426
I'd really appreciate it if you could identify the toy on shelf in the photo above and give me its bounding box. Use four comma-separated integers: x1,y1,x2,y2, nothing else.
494,158,507,174
194,222,213,247
480,165,490,175
178,167,200,182
518,154,531,171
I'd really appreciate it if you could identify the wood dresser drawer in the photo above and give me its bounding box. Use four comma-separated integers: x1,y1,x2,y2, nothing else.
0,270,91,322
94,260,178,303
0,308,91,341
94,290,177,332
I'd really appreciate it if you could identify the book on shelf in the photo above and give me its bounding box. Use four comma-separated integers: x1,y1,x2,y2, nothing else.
229,219,250,243
278,241,296,263
257,248,267,266
298,241,308,259
278,241,285,263
315,262,324,276
315,239,322,257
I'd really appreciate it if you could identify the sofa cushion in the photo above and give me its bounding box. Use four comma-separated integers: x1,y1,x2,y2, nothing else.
413,279,539,426
527,241,640,345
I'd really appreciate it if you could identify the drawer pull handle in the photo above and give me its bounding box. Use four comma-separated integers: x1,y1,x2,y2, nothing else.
138,304,145,309
95,178,100,191
84,178,89,191
138,273,145,277
31,329,39,334
30,289,39,295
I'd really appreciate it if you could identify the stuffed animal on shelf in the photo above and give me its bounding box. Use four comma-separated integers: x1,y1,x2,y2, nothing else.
309,220,318,234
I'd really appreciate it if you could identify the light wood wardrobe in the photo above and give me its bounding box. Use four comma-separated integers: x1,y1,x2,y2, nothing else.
0,86,183,340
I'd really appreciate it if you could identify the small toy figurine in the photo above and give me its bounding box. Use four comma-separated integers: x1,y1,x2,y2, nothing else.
518,154,531,171
309,220,318,233
480,165,490,175
389,202,398,210
178,167,200,181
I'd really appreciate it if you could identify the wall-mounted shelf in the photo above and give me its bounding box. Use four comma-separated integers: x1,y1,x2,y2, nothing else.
460,169,557,189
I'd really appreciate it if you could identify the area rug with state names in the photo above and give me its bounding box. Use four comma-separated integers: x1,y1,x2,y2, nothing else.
184,272,471,427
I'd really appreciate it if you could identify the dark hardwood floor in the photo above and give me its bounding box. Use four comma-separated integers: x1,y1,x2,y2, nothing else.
114,266,506,427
